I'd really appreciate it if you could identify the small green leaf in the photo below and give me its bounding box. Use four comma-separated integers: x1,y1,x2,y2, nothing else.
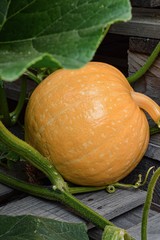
0,214,89,240
102,225,135,240
0,0,132,81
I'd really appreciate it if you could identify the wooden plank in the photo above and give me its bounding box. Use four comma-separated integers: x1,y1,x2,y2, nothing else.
128,51,160,81
0,183,13,197
128,213,160,240
109,8,160,38
0,183,19,207
129,37,159,55
0,189,146,228
146,139,160,161
88,206,159,240
131,0,160,7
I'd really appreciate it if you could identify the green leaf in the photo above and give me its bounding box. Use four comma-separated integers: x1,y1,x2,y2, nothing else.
0,0,9,28
0,214,89,240
102,226,135,240
0,0,132,81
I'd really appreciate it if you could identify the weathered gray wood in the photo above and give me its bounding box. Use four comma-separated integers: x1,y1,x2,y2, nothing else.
129,37,159,55
109,8,160,38
146,139,160,161
0,183,13,197
0,189,146,228
128,213,160,240
88,206,159,240
0,183,17,206
131,0,160,7
128,51,160,81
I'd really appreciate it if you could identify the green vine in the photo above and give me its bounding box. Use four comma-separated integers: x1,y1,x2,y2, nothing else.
127,41,160,84
10,78,27,124
141,167,160,240
0,78,27,126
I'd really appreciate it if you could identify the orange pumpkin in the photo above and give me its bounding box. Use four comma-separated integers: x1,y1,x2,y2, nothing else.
25,62,160,186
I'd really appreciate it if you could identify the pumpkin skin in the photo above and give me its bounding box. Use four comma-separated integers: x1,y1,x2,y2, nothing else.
25,62,150,186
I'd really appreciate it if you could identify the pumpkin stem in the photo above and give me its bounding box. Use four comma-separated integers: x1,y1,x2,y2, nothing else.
131,91,160,127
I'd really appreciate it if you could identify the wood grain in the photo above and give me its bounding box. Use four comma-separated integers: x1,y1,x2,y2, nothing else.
128,213,160,240
109,8,160,38
88,206,159,240
0,189,146,228
0,183,12,197
129,37,159,55
131,0,160,7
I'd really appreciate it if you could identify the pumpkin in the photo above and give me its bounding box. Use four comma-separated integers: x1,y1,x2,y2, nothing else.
25,62,160,186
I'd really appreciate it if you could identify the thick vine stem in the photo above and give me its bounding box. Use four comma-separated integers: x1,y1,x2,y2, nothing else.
0,120,68,192
141,167,160,240
131,91,160,127
0,171,115,230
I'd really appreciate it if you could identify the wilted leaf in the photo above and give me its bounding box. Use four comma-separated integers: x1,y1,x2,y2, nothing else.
0,0,131,81
0,214,89,240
